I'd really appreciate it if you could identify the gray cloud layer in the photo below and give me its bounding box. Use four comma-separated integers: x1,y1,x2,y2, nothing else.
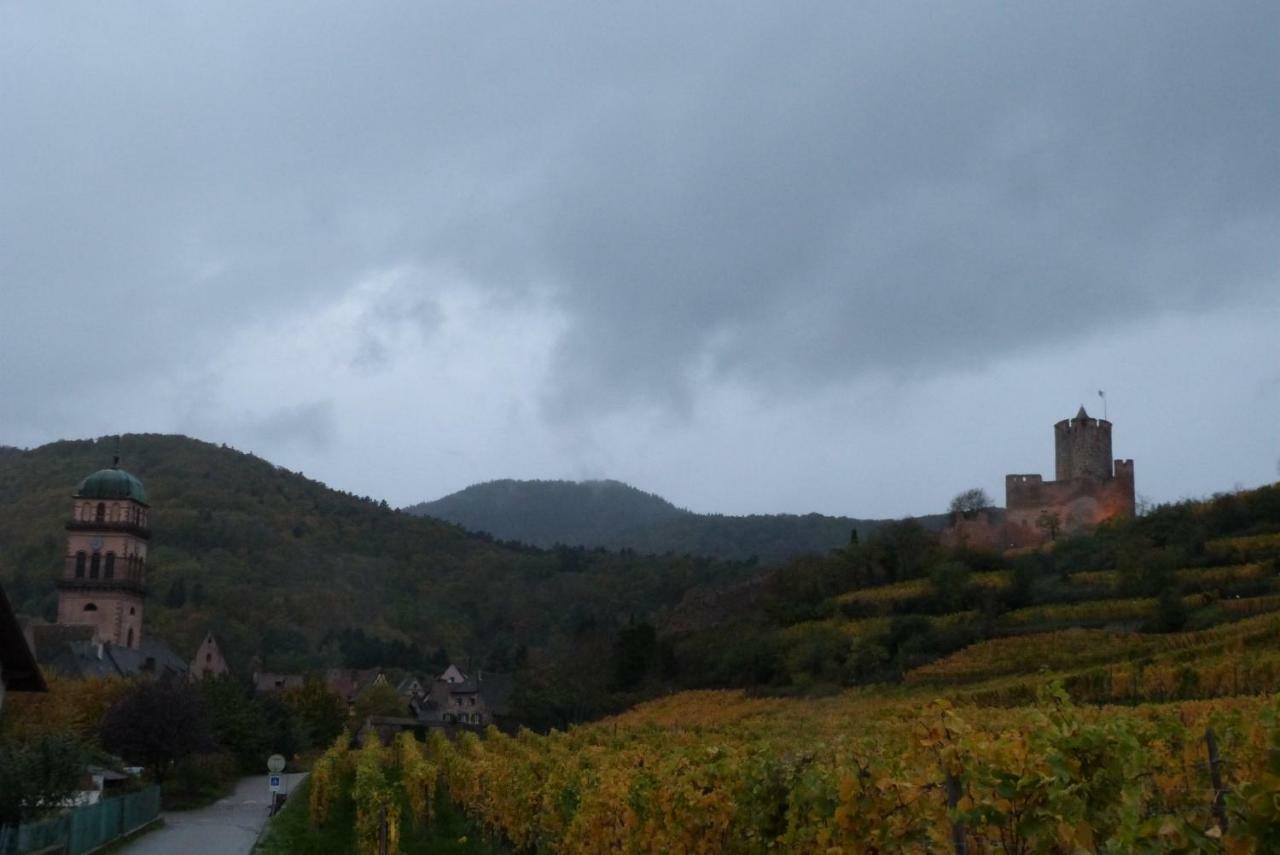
2,2,1277,508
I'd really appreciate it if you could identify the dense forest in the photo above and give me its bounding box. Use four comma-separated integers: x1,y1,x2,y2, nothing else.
0,436,754,714
405,478,946,564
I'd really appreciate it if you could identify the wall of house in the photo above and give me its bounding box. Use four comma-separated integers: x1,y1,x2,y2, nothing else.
55,590,144,649
191,636,230,679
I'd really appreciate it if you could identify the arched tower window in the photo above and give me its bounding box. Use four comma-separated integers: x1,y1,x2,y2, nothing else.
75,552,87,578
127,627,134,647
96,503,105,522
104,552,116,579
89,553,100,579
83,603,98,612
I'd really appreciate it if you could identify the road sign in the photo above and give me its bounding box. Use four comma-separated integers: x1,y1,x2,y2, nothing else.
269,774,282,793
267,754,286,774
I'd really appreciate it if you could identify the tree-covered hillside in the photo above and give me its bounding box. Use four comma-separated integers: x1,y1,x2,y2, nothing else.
662,481,1280,694
406,478,947,564
0,436,752,682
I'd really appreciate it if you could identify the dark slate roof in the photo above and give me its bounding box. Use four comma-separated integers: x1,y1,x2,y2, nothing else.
437,672,514,713
253,672,305,692
0,584,45,692
107,637,189,677
30,623,96,665
76,466,148,504
30,625,187,681
1076,405,1090,420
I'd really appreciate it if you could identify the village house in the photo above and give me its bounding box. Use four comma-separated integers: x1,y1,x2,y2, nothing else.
412,665,513,729
326,666,387,705
189,632,231,681
252,671,305,694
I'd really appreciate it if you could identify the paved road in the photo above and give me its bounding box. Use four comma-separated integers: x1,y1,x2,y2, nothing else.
121,772,306,855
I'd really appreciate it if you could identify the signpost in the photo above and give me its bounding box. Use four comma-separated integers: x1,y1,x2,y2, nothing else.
267,754,288,815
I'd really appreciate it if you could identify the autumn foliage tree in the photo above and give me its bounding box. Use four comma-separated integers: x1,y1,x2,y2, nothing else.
352,680,406,722
282,677,348,748
0,732,87,827
100,680,214,783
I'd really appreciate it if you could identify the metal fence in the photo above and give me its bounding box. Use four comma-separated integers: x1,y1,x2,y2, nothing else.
0,786,161,855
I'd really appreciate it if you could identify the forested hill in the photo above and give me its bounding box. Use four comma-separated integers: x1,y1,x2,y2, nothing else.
405,479,947,564
0,435,753,683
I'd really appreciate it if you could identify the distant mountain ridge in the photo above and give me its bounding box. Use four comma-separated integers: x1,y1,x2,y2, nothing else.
0,436,753,680
405,479,948,564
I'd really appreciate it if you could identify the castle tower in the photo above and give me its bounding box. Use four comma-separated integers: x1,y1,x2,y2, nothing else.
1054,405,1113,482
55,459,150,649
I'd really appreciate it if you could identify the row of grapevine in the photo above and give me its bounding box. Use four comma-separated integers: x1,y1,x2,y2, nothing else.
908,612,1280,687
995,589,1280,631
305,733,415,854
1206,534,1280,562
834,571,1009,610
419,688,1280,852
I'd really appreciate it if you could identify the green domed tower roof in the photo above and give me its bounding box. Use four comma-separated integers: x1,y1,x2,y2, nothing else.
75,464,148,505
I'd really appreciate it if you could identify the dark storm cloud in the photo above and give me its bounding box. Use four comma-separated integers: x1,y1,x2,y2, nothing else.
2,1,1277,426
248,400,337,451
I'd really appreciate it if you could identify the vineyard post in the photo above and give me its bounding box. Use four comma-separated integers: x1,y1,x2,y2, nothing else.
945,772,968,854
1204,729,1228,834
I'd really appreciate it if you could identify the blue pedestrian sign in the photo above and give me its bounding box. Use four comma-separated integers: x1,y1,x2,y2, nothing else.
269,774,282,793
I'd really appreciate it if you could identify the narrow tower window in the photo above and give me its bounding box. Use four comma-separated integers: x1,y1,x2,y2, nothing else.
104,552,115,579
90,553,100,579
96,502,105,522
75,552,86,578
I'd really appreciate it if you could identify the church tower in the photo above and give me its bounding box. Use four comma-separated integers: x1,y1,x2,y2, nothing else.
55,458,150,649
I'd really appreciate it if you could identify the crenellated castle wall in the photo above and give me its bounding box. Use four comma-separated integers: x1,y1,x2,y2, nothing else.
1005,461,1135,547
942,408,1136,551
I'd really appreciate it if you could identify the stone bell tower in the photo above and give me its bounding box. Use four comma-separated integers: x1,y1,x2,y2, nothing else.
55,458,151,649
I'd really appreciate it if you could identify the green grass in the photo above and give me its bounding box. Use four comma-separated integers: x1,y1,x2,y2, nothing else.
257,777,505,854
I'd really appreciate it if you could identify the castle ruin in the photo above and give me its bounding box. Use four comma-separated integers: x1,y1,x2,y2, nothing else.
1004,406,1135,546
944,406,1136,550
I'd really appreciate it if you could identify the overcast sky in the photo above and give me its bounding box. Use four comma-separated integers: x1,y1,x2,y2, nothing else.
3,2,1277,518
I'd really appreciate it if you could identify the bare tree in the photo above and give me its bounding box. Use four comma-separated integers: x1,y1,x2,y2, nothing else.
949,488,992,517
1036,510,1062,541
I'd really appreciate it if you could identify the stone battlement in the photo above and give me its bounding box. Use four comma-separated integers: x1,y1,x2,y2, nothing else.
1006,405,1135,546
943,406,1137,550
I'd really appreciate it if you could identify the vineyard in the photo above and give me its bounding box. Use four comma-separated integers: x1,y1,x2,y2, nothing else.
294,688,1280,853
275,492,1280,852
